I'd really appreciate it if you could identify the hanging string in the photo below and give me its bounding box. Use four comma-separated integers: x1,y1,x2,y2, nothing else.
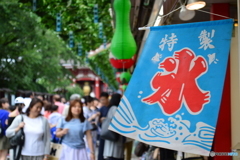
139,2,233,30
140,5,182,29
139,0,180,30
197,9,232,19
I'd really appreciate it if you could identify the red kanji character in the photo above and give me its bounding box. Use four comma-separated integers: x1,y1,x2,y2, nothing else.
142,48,210,115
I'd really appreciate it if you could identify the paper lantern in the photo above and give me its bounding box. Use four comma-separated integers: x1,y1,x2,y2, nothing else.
77,43,83,56
109,52,135,69
99,23,103,39
120,72,131,84
56,13,61,32
69,31,74,48
110,0,137,59
121,84,127,91
33,0,37,11
93,4,98,23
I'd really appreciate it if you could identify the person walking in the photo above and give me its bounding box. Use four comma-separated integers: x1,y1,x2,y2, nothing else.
56,99,95,160
6,98,51,160
103,93,125,160
0,98,10,160
53,94,65,114
98,92,110,160
7,97,25,160
48,105,62,142
83,96,99,159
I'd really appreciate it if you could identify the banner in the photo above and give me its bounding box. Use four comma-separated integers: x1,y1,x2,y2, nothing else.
109,19,233,156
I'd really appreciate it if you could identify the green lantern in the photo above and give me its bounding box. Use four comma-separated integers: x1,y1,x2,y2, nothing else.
110,0,137,59
120,72,131,84
121,84,127,91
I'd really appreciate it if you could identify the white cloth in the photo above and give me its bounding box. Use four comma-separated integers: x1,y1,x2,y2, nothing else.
22,98,32,113
62,104,69,117
48,112,62,125
83,106,88,118
60,143,88,160
21,116,44,156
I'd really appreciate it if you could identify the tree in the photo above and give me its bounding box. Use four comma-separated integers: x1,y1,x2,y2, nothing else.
0,3,79,92
17,0,118,89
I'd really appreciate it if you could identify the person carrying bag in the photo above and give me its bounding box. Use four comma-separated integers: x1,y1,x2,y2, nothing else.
6,98,51,160
8,115,25,160
100,112,119,141
102,93,125,160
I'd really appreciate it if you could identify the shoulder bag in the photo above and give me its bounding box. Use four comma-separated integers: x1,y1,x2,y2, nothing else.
9,115,25,147
100,117,119,141
100,106,119,141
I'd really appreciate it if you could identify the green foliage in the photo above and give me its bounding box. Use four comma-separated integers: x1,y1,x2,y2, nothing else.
0,0,118,92
88,50,118,90
0,3,79,92
20,0,117,90
65,85,84,100
20,0,114,53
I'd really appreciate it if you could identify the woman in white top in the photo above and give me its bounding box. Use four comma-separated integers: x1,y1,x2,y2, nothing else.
6,98,51,160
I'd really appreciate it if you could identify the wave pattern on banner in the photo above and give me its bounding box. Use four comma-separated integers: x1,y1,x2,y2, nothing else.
110,95,215,152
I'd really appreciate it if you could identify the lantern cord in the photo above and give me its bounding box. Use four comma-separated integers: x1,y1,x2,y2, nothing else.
139,5,182,30
197,9,232,19
158,5,182,19
139,5,233,30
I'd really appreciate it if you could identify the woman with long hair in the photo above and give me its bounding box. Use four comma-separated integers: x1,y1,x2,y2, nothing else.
6,98,51,160
103,93,125,160
56,99,95,160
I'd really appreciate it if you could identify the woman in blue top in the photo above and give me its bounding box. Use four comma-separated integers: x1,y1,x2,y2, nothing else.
56,99,94,160
0,98,10,160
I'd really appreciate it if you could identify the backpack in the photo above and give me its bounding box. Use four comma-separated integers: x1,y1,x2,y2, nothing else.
0,119,4,137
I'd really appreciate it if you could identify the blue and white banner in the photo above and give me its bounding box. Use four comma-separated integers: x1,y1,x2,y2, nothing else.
109,19,233,156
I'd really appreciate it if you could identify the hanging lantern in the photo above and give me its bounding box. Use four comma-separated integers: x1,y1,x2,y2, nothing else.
110,0,137,59
97,68,101,76
121,84,127,91
69,31,74,48
33,0,37,11
109,52,135,69
99,23,103,39
120,72,131,84
83,82,91,96
103,35,107,48
56,13,61,32
93,4,99,23
77,43,83,56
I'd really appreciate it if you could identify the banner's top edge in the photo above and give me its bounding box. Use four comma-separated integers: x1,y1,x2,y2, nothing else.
150,19,234,31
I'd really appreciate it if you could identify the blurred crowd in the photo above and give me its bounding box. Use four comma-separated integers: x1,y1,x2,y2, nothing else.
0,91,129,160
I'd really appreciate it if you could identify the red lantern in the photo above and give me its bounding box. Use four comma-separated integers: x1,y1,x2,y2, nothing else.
115,72,121,83
109,52,135,69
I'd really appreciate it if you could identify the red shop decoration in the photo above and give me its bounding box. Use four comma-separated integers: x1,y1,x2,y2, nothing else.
109,52,135,69
115,72,121,83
